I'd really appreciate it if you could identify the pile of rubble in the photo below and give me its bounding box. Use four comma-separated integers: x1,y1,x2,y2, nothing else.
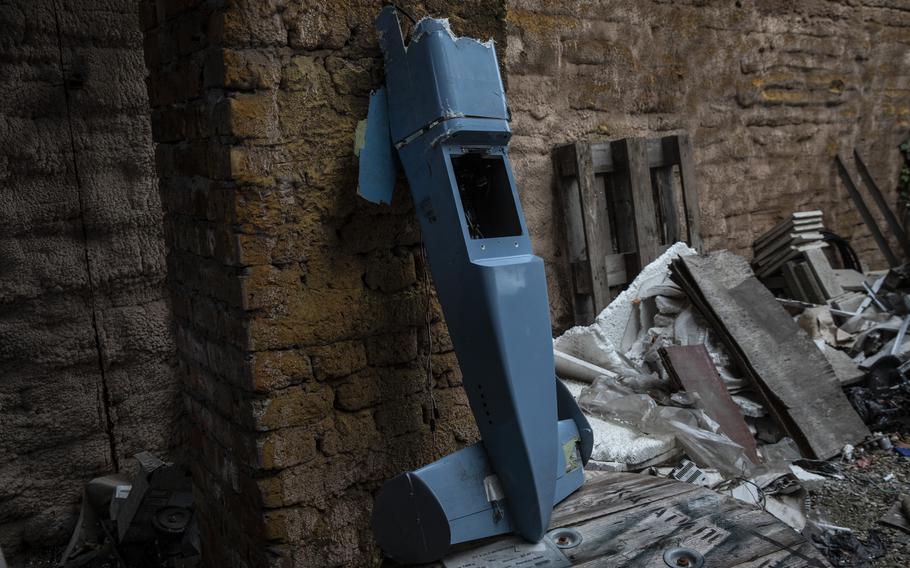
553,230,910,565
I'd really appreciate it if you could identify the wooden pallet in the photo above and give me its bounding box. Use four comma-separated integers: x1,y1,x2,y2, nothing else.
553,135,703,324
410,472,829,567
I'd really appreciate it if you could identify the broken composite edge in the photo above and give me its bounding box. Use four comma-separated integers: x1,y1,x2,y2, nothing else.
360,6,592,564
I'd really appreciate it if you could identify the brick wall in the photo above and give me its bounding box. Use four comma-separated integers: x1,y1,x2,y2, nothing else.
0,0,179,559
505,0,910,331
140,1,503,566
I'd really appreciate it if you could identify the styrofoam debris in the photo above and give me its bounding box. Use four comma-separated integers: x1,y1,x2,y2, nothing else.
554,242,696,365
731,394,766,418
561,378,677,466
587,414,676,465
656,295,687,315
554,349,618,383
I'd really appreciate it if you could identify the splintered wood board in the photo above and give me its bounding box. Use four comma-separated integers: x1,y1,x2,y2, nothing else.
413,472,827,568
674,252,869,459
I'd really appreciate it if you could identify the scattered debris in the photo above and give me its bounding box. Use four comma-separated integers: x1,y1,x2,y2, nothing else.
809,525,886,568
552,227,910,566
670,250,870,459
58,452,198,568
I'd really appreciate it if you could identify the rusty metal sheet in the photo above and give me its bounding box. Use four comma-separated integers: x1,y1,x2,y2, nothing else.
660,344,760,463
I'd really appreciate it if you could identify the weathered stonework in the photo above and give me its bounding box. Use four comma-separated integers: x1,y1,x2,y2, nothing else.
504,0,910,330
0,0,179,559
141,1,502,566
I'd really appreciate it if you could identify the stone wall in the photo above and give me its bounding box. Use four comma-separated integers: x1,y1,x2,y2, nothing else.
0,0,179,559
140,1,502,566
505,0,910,331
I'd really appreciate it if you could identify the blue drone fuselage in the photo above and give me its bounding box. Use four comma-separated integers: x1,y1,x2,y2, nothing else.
361,8,592,564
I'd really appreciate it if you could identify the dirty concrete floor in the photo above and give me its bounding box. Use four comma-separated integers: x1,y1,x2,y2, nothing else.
806,444,910,567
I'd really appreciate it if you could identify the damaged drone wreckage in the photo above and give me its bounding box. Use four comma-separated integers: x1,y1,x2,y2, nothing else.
347,6,910,566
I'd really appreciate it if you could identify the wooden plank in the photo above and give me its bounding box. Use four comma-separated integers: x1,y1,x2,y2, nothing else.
553,143,597,324
592,138,680,174
421,472,827,568
835,154,899,267
550,472,700,528
659,345,759,463
576,143,613,318
854,149,910,260
615,138,661,266
674,133,704,252
604,253,628,286
571,260,593,295
557,473,824,567
672,252,870,459
590,143,614,174
603,173,636,255
652,165,680,244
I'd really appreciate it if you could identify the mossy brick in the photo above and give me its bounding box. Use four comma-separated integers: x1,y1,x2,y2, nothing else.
308,340,367,380
249,383,333,431
284,2,352,50
249,349,313,392
188,294,249,349
373,397,424,438
173,7,213,57
206,48,281,89
255,459,330,508
334,368,381,411
300,252,366,291
263,506,323,545
325,55,376,97
330,410,379,456
339,213,421,254
363,250,417,293
375,365,426,398
430,321,455,353
365,329,418,365
228,92,279,140
226,145,276,185
281,55,333,93
430,351,462,386
256,427,318,470
219,0,287,48
241,264,304,311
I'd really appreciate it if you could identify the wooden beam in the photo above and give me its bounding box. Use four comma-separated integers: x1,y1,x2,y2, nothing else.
854,149,910,261
616,138,661,266
652,165,680,244
835,154,899,267
674,134,703,252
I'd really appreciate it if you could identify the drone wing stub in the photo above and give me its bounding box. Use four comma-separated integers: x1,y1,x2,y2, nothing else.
355,87,396,205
